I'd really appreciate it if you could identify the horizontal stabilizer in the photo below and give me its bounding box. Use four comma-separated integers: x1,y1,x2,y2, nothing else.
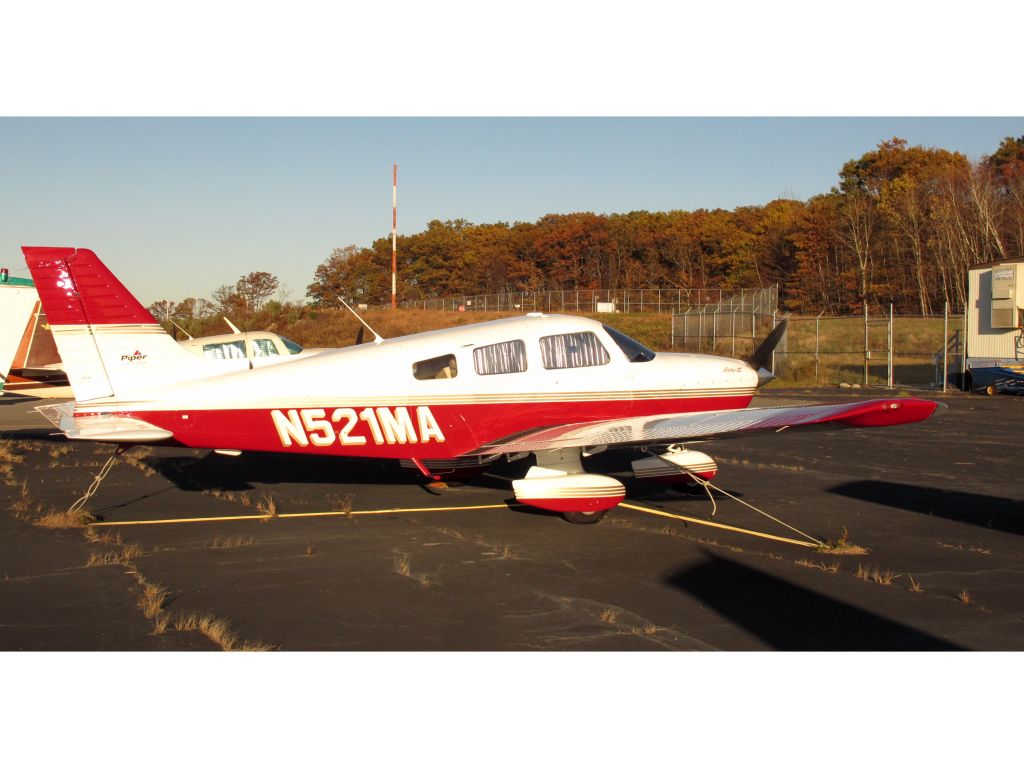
36,402,173,443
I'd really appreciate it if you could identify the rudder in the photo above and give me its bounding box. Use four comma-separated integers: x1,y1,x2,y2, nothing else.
22,246,208,401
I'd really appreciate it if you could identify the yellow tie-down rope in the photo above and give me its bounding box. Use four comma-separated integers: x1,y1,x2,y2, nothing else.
90,497,820,549
87,503,510,527
617,502,820,549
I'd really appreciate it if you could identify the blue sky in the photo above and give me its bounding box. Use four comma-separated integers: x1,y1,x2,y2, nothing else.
2,117,1022,306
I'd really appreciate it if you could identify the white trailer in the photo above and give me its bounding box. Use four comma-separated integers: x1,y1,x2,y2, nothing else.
966,258,1024,394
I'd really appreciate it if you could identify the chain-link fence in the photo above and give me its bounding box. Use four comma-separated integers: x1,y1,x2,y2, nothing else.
772,308,965,390
670,285,779,359
401,287,775,314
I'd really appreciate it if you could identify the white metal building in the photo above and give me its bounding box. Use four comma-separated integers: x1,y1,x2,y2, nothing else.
966,258,1024,392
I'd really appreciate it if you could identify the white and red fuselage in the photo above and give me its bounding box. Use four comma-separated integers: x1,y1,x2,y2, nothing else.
73,315,760,459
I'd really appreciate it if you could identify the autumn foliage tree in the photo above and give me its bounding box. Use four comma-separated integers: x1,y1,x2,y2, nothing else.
295,135,1023,316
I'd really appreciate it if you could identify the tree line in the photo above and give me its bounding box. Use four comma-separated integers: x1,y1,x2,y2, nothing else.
307,136,1024,315
149,135,1024,325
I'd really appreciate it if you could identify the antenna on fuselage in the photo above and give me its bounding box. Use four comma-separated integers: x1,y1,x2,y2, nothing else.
339,298,384,345
169,320,194,340
223,317,242,335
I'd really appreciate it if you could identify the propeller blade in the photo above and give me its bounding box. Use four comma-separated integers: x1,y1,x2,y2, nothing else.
745,318,788,374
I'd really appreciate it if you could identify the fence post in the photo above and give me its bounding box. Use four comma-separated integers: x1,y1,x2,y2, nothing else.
815,311,823,384
943,301,949,393
731,308,736,357
863,303,870,387
888,303,894,389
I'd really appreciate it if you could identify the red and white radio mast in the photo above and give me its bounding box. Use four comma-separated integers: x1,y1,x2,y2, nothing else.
391,162,398,310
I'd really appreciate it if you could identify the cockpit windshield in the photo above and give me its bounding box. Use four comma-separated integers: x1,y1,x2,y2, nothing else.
280,336,304,354
602,325,656,362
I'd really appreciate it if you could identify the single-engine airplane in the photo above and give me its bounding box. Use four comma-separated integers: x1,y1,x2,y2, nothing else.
24,246,941,523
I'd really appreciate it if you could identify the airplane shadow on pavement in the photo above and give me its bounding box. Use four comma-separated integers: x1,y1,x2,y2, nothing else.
829,480,1024,536
141,450,516,494
666,551,963,651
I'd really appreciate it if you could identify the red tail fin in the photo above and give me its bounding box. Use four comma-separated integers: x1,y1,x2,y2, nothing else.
21,247,157,326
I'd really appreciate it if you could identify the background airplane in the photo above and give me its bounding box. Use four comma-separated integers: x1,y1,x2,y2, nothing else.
0,271,325,398
24,246,941,523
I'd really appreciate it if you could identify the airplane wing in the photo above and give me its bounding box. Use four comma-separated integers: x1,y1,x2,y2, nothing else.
467,397,942,456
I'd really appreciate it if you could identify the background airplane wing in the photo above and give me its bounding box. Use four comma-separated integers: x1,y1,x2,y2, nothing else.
467,397,942,456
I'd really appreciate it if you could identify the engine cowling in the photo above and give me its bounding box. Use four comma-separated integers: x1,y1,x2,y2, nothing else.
631,448,717,485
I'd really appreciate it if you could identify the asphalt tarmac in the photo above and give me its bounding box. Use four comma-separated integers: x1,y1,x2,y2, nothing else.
1,389,1022,651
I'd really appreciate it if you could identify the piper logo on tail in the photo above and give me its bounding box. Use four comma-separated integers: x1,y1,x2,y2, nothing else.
121,350,148,363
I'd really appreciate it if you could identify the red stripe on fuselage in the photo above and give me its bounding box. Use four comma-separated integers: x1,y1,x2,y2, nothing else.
76,394,754,459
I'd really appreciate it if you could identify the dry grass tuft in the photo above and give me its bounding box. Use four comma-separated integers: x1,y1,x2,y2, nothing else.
327,493,354,516
627,624,660,636
84,528,123,546
305,542,315,557
49,444,72,458
795,559,840,573
957,589,972,605
256,493,278,519
121,454,157,477
0,439,25,464
153,612,171,635
10,481,32,516
499,544,520,560
871,568,898,586
393,554,411,577
174,612,275,651
855,564,898,585
86,543,142,567
908,575,924,593
599,609,620,624
417,564,444,587
209,535,254,549
818,527,870,556
35,507,94,529
138,581,169,619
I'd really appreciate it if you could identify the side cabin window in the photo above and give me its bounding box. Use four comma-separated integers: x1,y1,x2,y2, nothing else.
251,338,280,357
473,339,527,375
539,331,610,370
203,340,247,359
413,354,458,380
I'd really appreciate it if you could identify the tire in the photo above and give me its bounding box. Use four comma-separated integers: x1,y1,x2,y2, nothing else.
562,509,608,525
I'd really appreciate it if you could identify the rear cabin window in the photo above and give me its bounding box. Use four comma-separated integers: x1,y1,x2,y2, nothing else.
203,340,247,359
473,340,527,375
413,354,458,380
251,338,280,357
539,332,610,369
